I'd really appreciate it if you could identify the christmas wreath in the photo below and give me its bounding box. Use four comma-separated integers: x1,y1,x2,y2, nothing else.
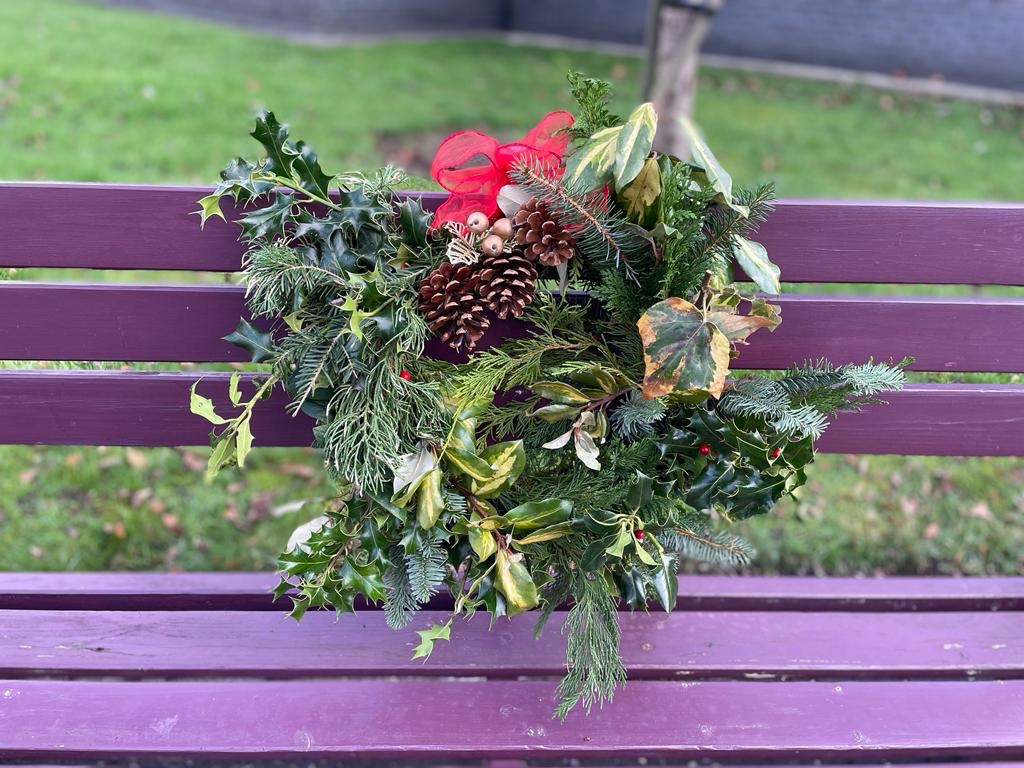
192,71,907,719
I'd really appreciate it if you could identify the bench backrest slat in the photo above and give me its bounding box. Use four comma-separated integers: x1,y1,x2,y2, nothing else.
1,182,1022,456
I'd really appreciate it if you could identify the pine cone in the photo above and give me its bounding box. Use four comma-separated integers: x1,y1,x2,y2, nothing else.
477,249,538,320
417,262,491,353
512,198,575,267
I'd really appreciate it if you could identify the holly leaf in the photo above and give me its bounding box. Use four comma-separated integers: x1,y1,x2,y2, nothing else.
504,498,573,531
613,102,657,189
195,194,225,227
250,110,295,178
292,140,333,199
238,191,295,242
189,381,226,425
235,414,254,468
416,468,444,529
223,317,276,363
494,548,539,616
679,115,746,216
733,236,781,295
412,621,452,661
468,439,526,499
617,156,661,228
638,297,730,399
562,125,620,191
397,197,431,248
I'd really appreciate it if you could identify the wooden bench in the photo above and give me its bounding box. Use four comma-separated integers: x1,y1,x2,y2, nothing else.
1,182,1023,763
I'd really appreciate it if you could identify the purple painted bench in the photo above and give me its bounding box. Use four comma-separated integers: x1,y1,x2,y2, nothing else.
1,182,1024,763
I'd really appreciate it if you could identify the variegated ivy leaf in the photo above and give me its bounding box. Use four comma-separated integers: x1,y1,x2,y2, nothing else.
468,440,526,499
562,125,620,191
707,292,782,344
638,297,731,400
613,102,658,188
732,236,781,295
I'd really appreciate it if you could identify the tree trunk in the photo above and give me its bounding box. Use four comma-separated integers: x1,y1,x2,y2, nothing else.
645,0,723,157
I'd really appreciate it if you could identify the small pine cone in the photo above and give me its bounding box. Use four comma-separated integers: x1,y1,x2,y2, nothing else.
417,262,491,353
512,197,575,267
477,250,538,320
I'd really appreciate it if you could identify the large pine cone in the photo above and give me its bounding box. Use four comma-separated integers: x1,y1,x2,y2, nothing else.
512,197,575,267
477,250,538,320
417,262,491,353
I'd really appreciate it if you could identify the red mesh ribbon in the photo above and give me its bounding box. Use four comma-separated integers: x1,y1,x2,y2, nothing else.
429,110,575,230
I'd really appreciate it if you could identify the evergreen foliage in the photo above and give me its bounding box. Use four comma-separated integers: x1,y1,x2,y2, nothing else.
192,77,908,721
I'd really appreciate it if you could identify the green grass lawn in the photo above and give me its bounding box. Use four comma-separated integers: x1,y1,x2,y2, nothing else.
0,0,1022,574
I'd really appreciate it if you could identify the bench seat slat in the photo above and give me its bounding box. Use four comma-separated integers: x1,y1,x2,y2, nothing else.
0,372,1020,455
1,679,1021,759
4,184,1024,286
1,609,1020,679
1,573,1021,612
3,283,1023,372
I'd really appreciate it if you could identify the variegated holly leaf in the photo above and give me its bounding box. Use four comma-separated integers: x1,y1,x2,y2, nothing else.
617,156,661,228
638,298,731,399
679,116,748,217
562,125,620,191
416,468,444,529
733,236,781,295
468,439,526,499
494,548,539,616
613,102,657,188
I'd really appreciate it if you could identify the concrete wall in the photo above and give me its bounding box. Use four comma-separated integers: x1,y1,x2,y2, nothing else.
95,0,1024,91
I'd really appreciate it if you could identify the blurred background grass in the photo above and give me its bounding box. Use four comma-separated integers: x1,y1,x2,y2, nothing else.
1,0,1021,574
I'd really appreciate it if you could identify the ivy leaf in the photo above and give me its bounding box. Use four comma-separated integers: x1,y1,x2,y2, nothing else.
562,125,620,191
494,548,539,616
468,440,526,499
638,297,730,399
189,382,226,425
504,498,573,531
617,156,661,228
733,236,781,295
613,102,657,188
707,292,782,344
412,621,451,661
223,317,277,363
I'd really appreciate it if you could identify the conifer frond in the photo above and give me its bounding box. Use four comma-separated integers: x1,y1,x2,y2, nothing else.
242,243,346,318
405,537,446,603
554,573,626,720
565,69,621,141
509,158,654,281
383,548,418,630
661,519,755,566
610,390,667,439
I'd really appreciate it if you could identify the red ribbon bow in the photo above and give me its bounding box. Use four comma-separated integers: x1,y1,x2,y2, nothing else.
429,111,575,230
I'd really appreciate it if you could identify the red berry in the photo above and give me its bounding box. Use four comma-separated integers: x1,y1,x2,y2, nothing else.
399,370,412,382
634,529,645,540
771,447,782,459
698,443,711,456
